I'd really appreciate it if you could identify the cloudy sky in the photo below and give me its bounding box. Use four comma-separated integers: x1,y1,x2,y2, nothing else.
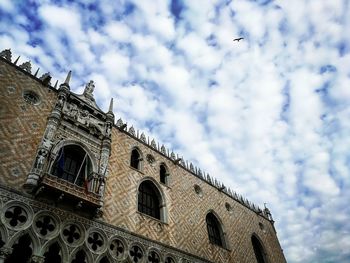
1,0,350,262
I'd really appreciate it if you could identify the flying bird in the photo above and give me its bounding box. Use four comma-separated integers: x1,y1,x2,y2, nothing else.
233,37,244,42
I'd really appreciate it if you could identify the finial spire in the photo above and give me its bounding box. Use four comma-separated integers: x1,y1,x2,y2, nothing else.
54,80,58,89
64,70,72,85
108,98,114,112
34,68,40,77
14,56,20,65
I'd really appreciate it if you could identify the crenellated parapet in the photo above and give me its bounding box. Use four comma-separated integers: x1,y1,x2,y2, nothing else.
0,48,273,221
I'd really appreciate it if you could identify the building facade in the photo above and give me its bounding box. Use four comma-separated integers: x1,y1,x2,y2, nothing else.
0,49,286,263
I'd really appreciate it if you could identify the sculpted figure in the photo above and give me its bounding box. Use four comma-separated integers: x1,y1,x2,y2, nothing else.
84,80,95,97
35,149,48,170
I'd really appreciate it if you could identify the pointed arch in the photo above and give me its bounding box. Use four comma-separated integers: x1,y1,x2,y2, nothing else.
130,147,143,171
251,234,268,263
50,139,98,173
7,228,40,255
205,211,228,249
49,142,95,187
41,237,69,263
159,163,170,186
137,177,167,222
70,246,93,263
96,253,114,263
5,233,34,263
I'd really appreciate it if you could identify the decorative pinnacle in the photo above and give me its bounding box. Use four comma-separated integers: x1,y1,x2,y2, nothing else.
108,98,114,113
14,56,20,65
34,68,40,77
53,80,58,89
64,70,72,85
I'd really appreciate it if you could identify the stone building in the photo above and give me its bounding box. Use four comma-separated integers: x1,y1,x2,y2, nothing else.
0,49,286,263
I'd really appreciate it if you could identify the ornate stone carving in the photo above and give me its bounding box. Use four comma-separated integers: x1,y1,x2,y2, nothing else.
129,245,143,263
0,188,209,263
31,254,45,263
0,246,13,259
105,122,112,137
84,80,95,98
34,149,48,170
161,145,166,154
129,126,135,136
109,238,126,260
151,139,157,149
116,118,124,127
140,133,146,142
61,223,84,246
19,61,32,73
0,49,12,61
39,72,51,85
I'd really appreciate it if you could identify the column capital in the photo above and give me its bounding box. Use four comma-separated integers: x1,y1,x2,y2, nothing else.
31,254,45,263
0,246,13,259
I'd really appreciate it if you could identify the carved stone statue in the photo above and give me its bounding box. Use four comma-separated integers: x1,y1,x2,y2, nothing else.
35,149,48,170
67,103,79,120
84,80,95,97
105,122,112,137
55,94,65,109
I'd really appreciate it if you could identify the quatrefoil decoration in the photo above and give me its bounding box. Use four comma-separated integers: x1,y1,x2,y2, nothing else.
4,206,27,227
87,232,104,252
63,224,81,244
148,251,160,263
130,245,143,263
35,215,55,236
110,239,124,259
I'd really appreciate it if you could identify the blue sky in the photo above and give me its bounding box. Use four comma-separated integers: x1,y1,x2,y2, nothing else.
1,0,350,262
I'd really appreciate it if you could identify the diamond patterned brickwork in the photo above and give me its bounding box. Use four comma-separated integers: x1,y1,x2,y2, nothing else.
0,59,56,190
104,129,286,263
0,57,286,263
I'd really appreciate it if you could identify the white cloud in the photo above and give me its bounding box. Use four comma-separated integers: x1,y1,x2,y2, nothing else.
1,1,350,262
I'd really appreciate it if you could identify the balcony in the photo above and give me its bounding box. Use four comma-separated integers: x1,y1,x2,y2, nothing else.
35,173,104,217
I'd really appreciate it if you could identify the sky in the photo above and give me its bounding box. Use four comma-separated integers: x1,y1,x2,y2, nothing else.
0,0,350,262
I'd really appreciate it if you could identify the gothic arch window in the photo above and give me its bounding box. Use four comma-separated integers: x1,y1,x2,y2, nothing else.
130,148,142,170
159,163,169,185
43,242,62,263
138,180,163,220
251,235,268,263
206,212,225,248
51,145,92,187
5,234,33,263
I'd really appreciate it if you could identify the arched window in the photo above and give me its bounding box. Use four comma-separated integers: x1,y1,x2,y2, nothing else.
251,235,267,263
51,145,92,187
206,212,224,247
159,164,169,185
138,181,161,220
44,242,62,263
130,148,142,170
5,234,33,263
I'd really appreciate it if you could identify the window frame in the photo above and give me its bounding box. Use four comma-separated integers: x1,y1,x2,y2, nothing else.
130,148,143,171
159,163,169,186
205,212,226,248
51,145,93,187
137,179,167,223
